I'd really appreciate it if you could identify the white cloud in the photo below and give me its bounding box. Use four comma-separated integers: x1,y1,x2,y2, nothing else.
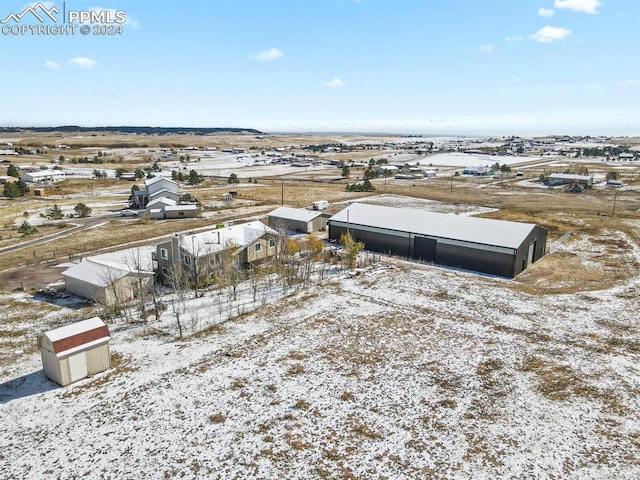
505,35,524,42
616,80,638,86
324,77,346,88
253,48,283,62
530,26,571,43
89,7,140,29
480,44,494,53
68,57,98,68
44,60,59,70
554,0,603,14
538,8,555,17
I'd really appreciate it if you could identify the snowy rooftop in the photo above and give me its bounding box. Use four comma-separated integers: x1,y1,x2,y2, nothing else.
268,206,323,223
329,203,537,249
63,255,154,287
164,204,197,212
147,197,177,208
42,317,107,342
177,221,276,256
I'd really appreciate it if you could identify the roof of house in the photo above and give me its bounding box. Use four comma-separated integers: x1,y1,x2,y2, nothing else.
62,257,153,288
149,188,180,199
42,317,110,358
164,204,197,212
328,203,538,250
147,196,177,208
268,206,323,223
145,175,177,188
175,221,277,257
90,246,156,272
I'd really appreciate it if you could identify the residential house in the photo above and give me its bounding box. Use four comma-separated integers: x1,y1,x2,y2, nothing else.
155,221,278,284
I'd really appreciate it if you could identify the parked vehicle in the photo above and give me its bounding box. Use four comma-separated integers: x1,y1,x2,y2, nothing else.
120,209,139,217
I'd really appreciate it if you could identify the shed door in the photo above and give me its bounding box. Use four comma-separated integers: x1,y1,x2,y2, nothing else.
527,241,536,266
414,237,437,262
68,351,88,382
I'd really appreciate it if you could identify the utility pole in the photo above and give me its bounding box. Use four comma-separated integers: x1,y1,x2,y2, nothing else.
281,179,284,205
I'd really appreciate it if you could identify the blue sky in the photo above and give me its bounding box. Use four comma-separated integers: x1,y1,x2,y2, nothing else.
0,0,638,135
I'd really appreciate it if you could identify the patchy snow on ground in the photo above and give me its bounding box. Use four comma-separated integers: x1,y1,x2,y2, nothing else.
338,194,497,216
422,153,536,168
1,244,639,479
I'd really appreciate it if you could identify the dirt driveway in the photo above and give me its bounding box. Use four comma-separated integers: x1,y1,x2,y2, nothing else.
0,262,66,292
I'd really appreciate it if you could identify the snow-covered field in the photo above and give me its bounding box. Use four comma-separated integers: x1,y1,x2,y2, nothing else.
1,236,639,478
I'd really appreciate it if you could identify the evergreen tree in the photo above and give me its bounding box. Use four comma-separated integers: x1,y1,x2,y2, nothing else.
74,202,92,217
6,164,19,177
16,180,29,195
18,220,36,236
46,204,64,220
2,182,20,198
188,170,203,185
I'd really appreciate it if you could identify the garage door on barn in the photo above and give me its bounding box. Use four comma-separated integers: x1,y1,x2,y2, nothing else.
414,236,436,262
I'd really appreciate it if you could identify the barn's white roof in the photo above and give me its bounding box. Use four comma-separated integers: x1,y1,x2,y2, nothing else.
329,203,537,250
43,317,107,342
268,206,322,223
548,173,593,180
176,221,276,256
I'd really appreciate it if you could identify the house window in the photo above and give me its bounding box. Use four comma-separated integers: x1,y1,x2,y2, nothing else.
161,267,170,276
209,257,216,267
184,255,191,265
255,243,262,253
160,248,168,260
268,238,276,248
178,212,184,217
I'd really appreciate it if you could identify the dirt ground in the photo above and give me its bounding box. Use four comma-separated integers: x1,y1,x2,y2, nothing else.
0,262,66,292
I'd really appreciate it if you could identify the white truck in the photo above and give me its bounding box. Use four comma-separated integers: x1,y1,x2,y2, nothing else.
312,200,329,210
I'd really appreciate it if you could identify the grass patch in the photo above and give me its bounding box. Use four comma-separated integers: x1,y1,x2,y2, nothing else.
209,413,226,423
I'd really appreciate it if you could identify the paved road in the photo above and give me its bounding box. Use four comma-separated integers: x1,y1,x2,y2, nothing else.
0,214,121,256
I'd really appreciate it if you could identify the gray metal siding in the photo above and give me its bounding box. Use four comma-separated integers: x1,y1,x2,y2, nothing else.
436,243,515,277
512,226,547,276
330,224,411,257
329,219,545,277
269,216,310,234
414,237,437,262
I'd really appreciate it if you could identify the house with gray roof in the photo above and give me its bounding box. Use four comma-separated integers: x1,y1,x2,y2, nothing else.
154,221,278,284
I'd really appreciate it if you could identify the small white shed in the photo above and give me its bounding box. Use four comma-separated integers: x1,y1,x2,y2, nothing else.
38,317,111,386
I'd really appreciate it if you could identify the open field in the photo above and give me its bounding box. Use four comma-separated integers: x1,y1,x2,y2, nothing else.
1,251,639,478
1,132,639,478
